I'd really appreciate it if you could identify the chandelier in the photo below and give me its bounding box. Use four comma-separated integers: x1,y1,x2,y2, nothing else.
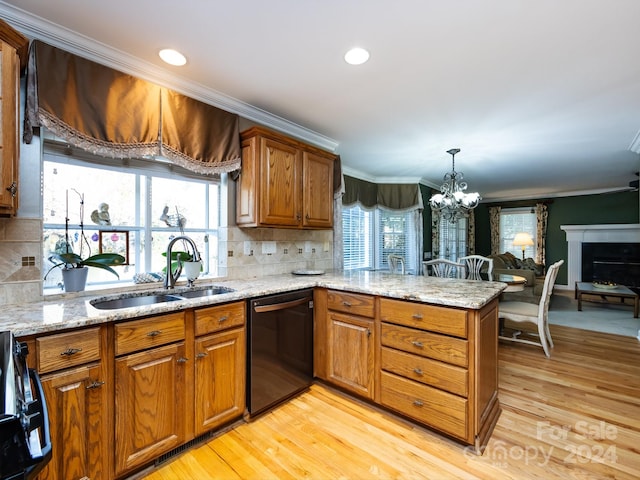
429,148,481,223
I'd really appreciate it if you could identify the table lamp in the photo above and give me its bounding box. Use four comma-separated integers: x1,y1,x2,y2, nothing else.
512,232,534,260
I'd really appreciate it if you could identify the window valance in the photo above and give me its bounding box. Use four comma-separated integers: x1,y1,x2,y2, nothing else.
342,175,423,210
24,40,241,174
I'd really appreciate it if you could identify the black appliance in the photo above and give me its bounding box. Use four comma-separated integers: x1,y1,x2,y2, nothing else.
247,289,314,417
0,332,52,480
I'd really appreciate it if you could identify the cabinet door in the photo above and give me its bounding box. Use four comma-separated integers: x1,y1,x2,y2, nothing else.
327,311,375,399
302,151,334,228
39,363,107,480
258,137,301,226
115,342,187,476
194,328,246,436
0,40,19,213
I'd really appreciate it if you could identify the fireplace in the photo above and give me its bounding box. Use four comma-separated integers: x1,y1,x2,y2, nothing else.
581,242,640,288
561,224,640,289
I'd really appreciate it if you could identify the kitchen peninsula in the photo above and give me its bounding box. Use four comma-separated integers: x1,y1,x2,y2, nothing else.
7,271,505,479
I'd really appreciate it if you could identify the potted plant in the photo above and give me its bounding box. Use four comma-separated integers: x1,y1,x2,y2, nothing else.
44,189,126,292
45,251,126,292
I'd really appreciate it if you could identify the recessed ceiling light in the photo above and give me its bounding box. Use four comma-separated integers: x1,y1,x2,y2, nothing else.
344,47,370,65
159,48,187,66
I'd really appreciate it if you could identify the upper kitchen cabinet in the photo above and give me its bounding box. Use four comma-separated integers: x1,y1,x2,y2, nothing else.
0,20,28,217
236,126,335,229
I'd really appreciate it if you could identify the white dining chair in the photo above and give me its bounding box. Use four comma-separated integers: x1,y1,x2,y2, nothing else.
388,254,406,274
498,260,564,357
422,259,465,278
459,255,493,280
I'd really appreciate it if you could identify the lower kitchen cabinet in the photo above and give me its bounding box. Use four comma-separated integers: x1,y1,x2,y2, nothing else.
31,326,108,480
319,289,376,400
114,341,187,476
39,363,108,480
194,327,245,435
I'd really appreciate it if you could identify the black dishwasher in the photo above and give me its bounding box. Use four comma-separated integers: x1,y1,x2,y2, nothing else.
247,289,314,417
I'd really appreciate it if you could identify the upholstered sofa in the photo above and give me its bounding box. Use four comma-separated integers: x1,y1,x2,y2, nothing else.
487,252,545,301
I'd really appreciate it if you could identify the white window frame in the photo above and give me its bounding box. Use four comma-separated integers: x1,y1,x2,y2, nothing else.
342,204,419,273
42,143,224,290
499,207,537,260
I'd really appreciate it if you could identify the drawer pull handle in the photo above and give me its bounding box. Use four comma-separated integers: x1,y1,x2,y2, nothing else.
86,380,105,390
413,368,423,375
177,357,189,364
147,330,162,337
342,301,352,307
413,400,424,407
412,313,423,320
411,341,424,348
196,352,208,359
61,347,82,356
218,316,228,323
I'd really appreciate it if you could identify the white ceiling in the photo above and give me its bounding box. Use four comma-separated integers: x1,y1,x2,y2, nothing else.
2,0,640,201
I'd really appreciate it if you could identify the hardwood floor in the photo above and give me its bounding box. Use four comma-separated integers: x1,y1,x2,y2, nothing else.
139,325,640,479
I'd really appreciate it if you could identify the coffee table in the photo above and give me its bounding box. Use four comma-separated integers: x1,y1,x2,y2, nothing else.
575,282,639,318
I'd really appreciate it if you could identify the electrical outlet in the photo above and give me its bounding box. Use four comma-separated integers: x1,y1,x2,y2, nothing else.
244,241,252,255
262,241,276,254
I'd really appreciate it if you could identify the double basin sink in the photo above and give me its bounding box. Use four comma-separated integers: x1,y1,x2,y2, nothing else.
90,285,235,310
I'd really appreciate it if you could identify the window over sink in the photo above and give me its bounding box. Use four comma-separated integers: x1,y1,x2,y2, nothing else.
42,141,223,291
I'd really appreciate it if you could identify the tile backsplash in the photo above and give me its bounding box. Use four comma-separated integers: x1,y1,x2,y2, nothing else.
0,217,43,305
219,226,334,279
0,218,334,306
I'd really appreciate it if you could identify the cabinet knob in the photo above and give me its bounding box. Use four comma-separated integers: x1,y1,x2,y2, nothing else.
177,357,189,363
196,352,208,359
342,301,352,307
61,347,82,356
412,313,423,320
413,368,423,376
5,182,17,197
367,328,371,338
86,380,105,390
413,399,424,407
411,341,424,348
218,316,228,323
146,330,162,337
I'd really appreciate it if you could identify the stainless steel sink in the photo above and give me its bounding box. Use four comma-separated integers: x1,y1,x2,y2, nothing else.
176,286,234,298
91,294,183,310
90,286,235,310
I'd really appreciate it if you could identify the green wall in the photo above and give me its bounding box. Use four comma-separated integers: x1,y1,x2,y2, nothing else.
472,191,638,285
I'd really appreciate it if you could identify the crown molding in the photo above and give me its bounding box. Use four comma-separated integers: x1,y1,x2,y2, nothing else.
0,2,339,153
341,166,424,185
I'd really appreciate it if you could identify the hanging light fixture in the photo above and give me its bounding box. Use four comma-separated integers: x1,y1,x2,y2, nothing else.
429,148,481,223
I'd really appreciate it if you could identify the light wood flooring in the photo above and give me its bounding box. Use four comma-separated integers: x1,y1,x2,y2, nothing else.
140,325,640,479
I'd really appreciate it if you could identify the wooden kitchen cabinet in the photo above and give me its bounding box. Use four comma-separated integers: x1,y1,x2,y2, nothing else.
236,126,335,229
0,20,28,216
194,301,246,436
379,297,500,452
113,313,187,477
34,327,109,480
322,290,376,400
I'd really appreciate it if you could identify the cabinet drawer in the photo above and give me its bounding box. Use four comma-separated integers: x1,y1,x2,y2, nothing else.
37,328,101,374
195,301,245,336
327,290,375,318
115,312,185,356
381,371,468,440
381,323,468,367
380,298,467,338
381,347,468,397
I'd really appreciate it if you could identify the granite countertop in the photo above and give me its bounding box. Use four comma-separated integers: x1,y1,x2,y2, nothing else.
4,271,506,337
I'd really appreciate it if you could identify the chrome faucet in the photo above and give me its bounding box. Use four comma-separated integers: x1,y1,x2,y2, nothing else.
164,235,201,289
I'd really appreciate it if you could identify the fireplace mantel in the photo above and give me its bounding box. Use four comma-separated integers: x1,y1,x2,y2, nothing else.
561,224,640,287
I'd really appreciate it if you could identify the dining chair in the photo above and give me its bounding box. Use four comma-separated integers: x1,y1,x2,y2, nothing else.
498,260,564,357
422,259,465,278
459,255,493,280
388,254,406,274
